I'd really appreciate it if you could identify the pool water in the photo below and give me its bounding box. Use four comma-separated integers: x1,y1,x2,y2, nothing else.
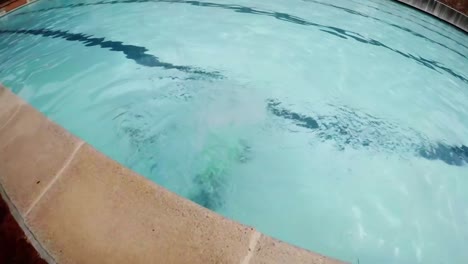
1,0,467,262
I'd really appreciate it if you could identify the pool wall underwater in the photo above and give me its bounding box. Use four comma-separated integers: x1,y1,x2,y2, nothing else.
0,85,345,263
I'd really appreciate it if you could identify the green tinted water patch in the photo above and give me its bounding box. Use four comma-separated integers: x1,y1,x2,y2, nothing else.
190,135,251,210
110,79,263,210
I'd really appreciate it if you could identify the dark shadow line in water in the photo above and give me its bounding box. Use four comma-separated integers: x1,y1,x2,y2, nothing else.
319,29,348,39
10,0,468,83
302,0,468,55
0,28,222,78
266,99,468,167
18,0,465,40
419,143,468,166
267,99,319,130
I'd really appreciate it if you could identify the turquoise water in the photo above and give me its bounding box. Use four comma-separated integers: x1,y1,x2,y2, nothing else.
1,0,468,262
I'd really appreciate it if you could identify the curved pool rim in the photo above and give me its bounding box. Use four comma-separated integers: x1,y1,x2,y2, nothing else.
0,85,345,264
0,0,467,263
393,0,468,32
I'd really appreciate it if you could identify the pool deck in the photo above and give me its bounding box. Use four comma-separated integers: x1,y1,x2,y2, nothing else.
0,192,47,263
0,85,346,263
394,0,467,32
0,0,33,16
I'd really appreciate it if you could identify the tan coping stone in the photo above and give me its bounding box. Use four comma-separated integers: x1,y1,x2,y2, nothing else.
25,143,257,264
0,102,82,215
0,85,23,129
250,235,345,264
0,86,346,263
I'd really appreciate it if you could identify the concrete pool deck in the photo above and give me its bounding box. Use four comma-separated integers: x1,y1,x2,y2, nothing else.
394,0,468,32
0,85,345,263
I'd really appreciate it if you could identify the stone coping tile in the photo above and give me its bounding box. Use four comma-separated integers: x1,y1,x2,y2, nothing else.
0,101,82,215
0,85,23,130
0,85,346,263
250,235,344,264
25,144,256,264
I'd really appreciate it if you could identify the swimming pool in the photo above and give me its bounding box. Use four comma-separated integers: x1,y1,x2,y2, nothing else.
1,0,467,262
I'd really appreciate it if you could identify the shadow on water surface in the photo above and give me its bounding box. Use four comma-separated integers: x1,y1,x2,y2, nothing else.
0,28,223,78
115,98,467,211
267,99,468,167
6,0,468,83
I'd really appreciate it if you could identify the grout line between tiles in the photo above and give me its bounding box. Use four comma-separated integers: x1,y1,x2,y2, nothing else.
25,140,84,216
0,102,23,131
240,230,261,264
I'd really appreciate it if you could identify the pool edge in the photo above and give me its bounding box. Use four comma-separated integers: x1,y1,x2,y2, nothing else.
0,0,36,17
393,0,468,32
0,85,347,264
0,184,56,263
